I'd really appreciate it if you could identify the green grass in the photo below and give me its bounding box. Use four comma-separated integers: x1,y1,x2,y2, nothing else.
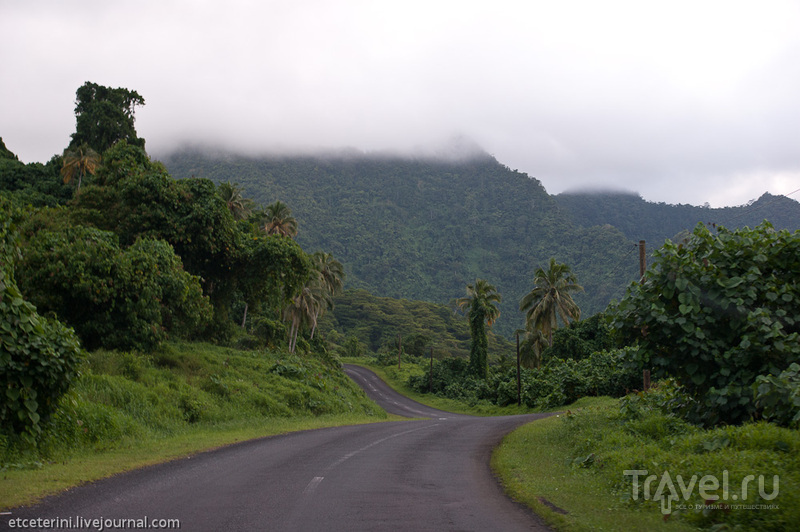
1,342,389,509
493,398,800,531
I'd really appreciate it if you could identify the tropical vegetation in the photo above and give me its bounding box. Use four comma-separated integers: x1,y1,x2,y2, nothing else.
0,82,355,464
611,221,800,426
161,148,800,338
3,80,800,530
455,278,502,379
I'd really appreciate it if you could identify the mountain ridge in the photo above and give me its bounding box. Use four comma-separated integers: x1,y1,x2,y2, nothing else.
160,146,800,338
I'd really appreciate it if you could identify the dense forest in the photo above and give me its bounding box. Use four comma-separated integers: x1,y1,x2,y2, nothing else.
161,149,640,337
161,147,800,338
555,189,800,247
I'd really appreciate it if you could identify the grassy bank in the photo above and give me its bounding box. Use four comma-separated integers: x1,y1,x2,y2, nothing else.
1,342,388,509
493,398,800,531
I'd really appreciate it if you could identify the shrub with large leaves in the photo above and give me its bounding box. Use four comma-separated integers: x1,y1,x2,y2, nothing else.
610,222,800,425
1,199,83,437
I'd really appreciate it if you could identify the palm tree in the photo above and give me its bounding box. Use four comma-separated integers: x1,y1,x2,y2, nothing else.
61,144,101,192
261,200,298,238
456,279,501,379
517,326,548,369
519,258,583,347
312,251,345,296
284,283,324,354
218,181,254,221
308,252,345,339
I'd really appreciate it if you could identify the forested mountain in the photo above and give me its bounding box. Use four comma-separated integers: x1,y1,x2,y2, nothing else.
555,190,800,248
161,148,641,337
161,147,800,338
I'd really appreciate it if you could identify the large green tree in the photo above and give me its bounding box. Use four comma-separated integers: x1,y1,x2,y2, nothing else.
456,279,501,379
70,82,146,153
16,225,211,351
611,222,800,426
519,258,583,346
73,142,239,323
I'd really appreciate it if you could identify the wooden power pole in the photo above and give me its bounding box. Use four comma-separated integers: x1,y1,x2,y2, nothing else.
639,239,651,391
429,347,433,394
639,240,646,282
516,333,521,406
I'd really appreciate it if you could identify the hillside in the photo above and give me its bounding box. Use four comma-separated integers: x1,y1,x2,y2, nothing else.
161,148,640,337
162,147,800,338
555,190,800,247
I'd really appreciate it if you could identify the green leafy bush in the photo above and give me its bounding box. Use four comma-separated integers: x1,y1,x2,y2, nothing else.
1,200,83,439
611,222,800,425
16,225,211,351
754,363,800,427
407,348,640,409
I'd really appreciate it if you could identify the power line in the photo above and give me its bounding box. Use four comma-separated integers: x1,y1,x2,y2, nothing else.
717,185,800,226
605,242,639,282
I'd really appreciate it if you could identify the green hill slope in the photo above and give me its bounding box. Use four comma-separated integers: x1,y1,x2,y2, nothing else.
555,190,800,247
161,148,640,337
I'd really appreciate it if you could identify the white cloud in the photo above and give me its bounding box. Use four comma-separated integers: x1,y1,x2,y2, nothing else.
2,0,800,206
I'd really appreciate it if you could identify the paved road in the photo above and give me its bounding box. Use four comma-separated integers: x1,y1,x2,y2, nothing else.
3,365,552,531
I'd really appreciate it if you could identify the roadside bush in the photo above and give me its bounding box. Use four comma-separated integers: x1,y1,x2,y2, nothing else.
611,222,800,426
754,362,800,428
1,199,84,440
522,349,641,409
549,403,800,530
408,348,641,409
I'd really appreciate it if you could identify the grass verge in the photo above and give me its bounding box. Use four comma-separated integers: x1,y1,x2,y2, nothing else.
493,396,800,531
2,343,389,509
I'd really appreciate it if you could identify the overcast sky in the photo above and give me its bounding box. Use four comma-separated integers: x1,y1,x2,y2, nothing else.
2,0,800,207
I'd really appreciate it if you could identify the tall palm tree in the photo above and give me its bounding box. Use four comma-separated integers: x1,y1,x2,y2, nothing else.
456,279,501,379
312,251,345,296
519,258,583,347
218,181,254,221
284,284,324,354
261,200,298,238
308,252,345,339
61,144,101,192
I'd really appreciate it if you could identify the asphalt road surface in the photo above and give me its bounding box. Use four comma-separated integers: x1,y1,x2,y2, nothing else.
3,365,552,531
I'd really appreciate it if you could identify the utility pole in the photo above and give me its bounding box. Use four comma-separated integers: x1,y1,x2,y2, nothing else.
398,334,402,369
639,240,646,282
639,239,650,391
429,347,433,394
516,332,521,407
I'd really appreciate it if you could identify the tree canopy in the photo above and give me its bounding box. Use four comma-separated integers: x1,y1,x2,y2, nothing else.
70,81,146,153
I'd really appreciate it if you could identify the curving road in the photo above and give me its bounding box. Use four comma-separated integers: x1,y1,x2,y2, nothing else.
2,365,552,531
